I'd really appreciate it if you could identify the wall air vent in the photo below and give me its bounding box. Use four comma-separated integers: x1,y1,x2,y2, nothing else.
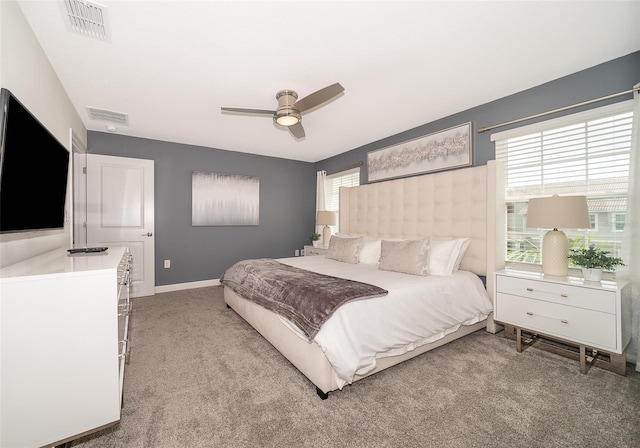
61,0,111,42
86,107,129,126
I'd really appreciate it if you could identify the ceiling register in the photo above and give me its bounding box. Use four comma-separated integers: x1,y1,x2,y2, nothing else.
61,0,111,42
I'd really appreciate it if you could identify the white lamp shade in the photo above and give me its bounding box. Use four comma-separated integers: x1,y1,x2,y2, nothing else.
316,210,337,226
526,195,590,230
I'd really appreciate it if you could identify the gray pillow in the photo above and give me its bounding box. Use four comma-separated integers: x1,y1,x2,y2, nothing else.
326,235,362,264
379,238,431,276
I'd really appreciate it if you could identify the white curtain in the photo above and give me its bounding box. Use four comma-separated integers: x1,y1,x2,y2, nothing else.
316,170,327,237
622,83,640,371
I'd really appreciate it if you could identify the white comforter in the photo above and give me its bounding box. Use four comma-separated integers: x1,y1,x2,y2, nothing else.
277,256,493,388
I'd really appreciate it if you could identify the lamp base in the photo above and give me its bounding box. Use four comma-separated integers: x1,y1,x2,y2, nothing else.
322,225,332,248
542,229,568,276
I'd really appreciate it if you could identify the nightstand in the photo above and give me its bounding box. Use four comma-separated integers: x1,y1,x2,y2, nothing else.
494,269,631,375
303,245,328,256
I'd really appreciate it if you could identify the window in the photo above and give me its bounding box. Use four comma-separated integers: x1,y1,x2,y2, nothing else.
494,101,633,267
324,167,360,232
612,213,626,232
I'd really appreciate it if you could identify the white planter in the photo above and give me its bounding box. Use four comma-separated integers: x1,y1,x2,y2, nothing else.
581,268,603,282
312,240,320,248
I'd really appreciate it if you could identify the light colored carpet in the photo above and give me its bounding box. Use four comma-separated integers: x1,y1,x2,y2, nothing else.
71,286,640,448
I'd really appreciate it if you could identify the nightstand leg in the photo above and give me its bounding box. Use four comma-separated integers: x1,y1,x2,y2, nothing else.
580,345,587,374
516,327,523,353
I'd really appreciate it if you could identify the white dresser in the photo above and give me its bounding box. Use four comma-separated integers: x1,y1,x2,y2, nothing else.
0,246,132,447
494,269,631,375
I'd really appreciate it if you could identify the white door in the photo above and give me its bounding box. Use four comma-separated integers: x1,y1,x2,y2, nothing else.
87,154,155,297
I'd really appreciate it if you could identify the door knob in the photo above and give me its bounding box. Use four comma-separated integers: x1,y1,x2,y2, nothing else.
142,232,153,237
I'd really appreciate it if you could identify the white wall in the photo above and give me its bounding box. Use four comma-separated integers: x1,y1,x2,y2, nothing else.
0,0,87,267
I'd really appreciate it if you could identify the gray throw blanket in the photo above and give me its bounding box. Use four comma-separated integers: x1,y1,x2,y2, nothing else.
220,258,388,340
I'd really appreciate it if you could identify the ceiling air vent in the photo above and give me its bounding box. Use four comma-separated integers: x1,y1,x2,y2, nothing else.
61,0,111,42
86,107,129,126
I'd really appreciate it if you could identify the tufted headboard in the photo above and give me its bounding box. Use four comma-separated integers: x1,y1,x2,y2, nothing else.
339,160,504,331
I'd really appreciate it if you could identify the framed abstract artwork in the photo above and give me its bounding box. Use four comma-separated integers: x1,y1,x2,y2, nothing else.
192,171,259,226
367,122,472,182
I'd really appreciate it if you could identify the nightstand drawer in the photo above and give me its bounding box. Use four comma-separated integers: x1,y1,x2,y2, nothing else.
496,293,617,351
496,275,615,314
304,246,327,256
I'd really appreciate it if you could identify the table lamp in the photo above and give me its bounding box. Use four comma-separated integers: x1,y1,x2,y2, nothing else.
526,195,590,276
316,211,337,248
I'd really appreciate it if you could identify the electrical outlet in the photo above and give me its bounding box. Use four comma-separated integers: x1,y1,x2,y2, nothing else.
164,259,170,268
295,250,300,256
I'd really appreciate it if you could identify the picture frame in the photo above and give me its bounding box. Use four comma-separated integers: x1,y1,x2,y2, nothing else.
192,171,259,226
367,122,472,182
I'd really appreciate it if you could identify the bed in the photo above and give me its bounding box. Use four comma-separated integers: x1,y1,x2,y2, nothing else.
222,160,504,398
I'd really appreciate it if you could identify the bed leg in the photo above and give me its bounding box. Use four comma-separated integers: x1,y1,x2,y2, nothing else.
316,387,329,400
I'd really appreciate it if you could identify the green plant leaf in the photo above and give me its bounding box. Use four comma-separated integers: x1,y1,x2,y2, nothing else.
568,244,625,271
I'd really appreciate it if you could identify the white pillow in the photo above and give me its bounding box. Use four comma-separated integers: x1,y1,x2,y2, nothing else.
429,238,471,275
453,238,471,271
379,238,430,276
358,238,382,264
326,236,362,264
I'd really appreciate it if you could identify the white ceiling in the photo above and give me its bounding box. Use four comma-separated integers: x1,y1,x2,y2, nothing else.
17,1,640,163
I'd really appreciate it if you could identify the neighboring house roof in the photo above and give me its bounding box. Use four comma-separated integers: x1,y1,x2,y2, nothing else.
507,177,629,201
587,198,627,213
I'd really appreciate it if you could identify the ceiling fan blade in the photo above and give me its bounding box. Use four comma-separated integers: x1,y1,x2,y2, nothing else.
289,122,305,139
294,83,344,113
221,107,274,115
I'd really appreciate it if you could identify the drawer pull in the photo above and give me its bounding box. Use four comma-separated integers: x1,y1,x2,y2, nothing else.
526,312,533,316
119,339,128,357
525,287,569,299
561,319,569,324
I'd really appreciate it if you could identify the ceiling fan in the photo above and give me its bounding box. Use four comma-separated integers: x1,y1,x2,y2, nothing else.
221,82,344,139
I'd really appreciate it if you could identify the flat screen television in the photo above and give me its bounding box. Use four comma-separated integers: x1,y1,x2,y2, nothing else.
0,88,70,233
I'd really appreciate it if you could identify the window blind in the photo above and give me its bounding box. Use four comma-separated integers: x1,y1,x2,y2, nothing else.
494,101,633,266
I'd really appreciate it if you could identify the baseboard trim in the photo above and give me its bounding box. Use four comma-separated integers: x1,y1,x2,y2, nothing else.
155,279,220,294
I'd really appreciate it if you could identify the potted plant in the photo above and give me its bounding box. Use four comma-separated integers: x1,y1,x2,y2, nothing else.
309,232,321,248
568,244,625,281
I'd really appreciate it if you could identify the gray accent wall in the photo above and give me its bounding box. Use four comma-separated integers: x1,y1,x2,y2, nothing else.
315,52,640,182
87,134,316,286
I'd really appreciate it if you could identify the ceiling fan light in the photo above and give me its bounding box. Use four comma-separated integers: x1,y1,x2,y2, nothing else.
276,114,299,126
